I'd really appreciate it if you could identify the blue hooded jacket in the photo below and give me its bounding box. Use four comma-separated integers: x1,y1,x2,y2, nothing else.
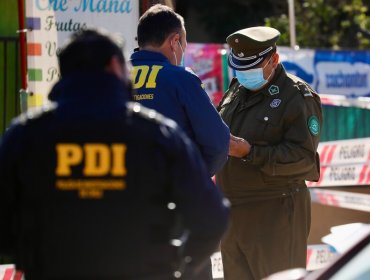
0,72,229,279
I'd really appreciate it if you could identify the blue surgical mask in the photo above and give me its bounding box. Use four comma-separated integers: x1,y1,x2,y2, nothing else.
235,58,273,90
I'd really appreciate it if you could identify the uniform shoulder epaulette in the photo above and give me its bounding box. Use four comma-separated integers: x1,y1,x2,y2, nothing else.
126,102,177,129
288,73,318,98
14,102,57,125
297,82,317,98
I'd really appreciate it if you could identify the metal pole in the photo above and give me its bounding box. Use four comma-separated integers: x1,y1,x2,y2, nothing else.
17,0,27,90
288,0,297,49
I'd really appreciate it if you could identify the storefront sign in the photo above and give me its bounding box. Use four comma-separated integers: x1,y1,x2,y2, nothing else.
25,0,139,107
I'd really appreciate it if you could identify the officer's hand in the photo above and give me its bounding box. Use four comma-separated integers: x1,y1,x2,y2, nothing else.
229,134,251,158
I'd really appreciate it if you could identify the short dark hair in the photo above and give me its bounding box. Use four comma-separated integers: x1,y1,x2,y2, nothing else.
137,4,184,47
58,29,125,77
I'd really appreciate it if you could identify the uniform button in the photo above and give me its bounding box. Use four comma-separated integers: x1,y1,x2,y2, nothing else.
264,117,269,121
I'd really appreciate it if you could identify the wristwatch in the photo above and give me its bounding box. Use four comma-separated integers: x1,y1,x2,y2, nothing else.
241,145,254,162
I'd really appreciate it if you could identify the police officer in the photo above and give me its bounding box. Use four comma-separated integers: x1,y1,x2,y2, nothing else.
130,4,229,177
216,26,323,280
0,29,229,280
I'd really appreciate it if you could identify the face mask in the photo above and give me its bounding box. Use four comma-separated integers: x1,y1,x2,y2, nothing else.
173,40,185,67
177,41,185,67
235,57,273,90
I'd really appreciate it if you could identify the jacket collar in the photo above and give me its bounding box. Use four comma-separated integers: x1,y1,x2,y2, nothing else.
130,49,170,63
48,71,131,102
260,64,287,97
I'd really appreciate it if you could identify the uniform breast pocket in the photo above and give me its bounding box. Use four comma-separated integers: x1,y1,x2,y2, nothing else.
256,113,283,143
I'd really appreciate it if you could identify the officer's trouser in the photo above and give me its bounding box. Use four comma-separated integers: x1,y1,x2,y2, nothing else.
221,188,311,280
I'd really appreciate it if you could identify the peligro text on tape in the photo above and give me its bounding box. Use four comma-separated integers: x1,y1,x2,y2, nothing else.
310,189,370,212
318,138,370,166
307,163,370,187
306,244,338,271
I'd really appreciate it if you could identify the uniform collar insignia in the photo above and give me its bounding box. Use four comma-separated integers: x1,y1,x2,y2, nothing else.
270,98,281,108
268,85,279,95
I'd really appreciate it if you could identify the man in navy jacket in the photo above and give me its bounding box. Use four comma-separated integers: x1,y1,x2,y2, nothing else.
0,29,229,280
130,4,229,177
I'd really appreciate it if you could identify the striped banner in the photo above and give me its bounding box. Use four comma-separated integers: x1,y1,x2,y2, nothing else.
306,244,338,271
1,246,337,280
210,245,337,279
0,265,23,280
310,189,370,212
308,137,370,187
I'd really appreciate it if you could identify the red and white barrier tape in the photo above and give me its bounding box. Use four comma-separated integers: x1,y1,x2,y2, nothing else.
310,188,370,212
0,265,23,280
1,246,337,280
308,138,370,187
306,244,338,271
210,245,337,279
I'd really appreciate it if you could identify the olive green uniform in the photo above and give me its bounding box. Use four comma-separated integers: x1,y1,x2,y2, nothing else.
216,64,322,280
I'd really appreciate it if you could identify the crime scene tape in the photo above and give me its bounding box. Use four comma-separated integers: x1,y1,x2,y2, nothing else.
306,244,338,271
210,245,337,280
1,247,336,280
307,137,370,187
211,251,224,279
310,188,370,212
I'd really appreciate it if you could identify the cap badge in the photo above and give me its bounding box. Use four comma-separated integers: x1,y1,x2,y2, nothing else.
308,115,320,136
235,39,239,43
238,52,244,57
270,98,281,108
268,85,279,95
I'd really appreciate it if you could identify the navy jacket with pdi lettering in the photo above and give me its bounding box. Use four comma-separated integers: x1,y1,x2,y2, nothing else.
130,50,230,176
0,72,229,279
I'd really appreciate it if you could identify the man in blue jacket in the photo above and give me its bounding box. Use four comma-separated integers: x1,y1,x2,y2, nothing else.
0,29,229,280
130,4,229,177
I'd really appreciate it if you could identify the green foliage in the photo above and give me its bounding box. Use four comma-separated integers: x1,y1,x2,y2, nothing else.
0,39,20,136
182,0,287,43
265,0,370,49
0,0,19,36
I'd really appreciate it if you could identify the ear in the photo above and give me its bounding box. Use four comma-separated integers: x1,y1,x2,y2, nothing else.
272,53,279,66
169,32,180,51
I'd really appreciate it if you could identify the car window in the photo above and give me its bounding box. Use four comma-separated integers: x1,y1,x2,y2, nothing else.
330,243,370,280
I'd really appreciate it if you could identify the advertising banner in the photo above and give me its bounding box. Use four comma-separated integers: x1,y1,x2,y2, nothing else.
185,43,226,106
25,0,139,108
279,47,370,108
314,51,370,98
185,45,370,108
